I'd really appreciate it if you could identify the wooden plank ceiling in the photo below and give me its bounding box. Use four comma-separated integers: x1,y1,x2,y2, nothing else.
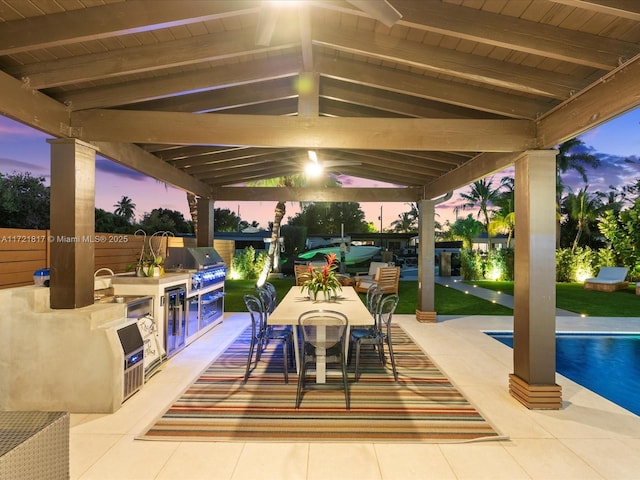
0,0,638,202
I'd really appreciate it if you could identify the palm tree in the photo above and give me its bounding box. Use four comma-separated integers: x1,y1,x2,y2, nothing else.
555,138,600,247
251,173,329,286
488,177,515,248
459,177,502,249
450,214,483,250
596,186,625,216
186,193,198,237
113,195,136,223
390,211,416,233
563,186,603,252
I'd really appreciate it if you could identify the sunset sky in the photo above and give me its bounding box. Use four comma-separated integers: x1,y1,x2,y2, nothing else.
1,107,638,231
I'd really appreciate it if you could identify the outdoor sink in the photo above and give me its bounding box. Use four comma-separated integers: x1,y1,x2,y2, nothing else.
94,295,145,305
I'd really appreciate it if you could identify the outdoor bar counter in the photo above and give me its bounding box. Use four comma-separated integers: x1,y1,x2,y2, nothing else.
0,272,190,413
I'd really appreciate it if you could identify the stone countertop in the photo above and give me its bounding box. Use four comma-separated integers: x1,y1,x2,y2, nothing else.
110,271,189,285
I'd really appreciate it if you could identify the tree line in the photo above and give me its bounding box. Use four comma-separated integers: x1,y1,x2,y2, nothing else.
0,174,192,235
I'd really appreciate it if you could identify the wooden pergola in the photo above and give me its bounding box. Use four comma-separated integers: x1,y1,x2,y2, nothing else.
0,0,638,409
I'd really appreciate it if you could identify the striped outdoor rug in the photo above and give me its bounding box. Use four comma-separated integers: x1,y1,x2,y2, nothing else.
140,323,503,443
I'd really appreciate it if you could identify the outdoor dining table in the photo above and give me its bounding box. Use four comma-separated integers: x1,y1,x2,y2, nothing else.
268,285,374,383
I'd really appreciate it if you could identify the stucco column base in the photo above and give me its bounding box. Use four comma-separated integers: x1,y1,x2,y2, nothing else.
415,310,437,323
509,373,562,410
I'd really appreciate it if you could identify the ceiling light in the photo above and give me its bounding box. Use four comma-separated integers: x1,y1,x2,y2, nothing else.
305,161,323,177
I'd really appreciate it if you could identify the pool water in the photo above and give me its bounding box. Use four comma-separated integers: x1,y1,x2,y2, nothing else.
487,332,640,416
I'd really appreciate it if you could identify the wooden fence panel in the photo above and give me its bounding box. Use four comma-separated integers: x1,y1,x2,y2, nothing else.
94,234,145,274
0,228,48,288
213,240,235,271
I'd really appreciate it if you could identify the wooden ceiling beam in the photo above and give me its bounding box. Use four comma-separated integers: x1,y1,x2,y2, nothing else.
71,109,537,152
0,71,69,138
537,55,640,147
334,150,450,175
320,78,502,119
123,78,296,113
91,141,211,197
334,166,432,186
185,152,301,176
0,1,259,55
424,151,525,199
299,4,314,72
547,0,640,22
13,28,298,89
392,0,637,69
319,99,407,119
387,150,471,167
313,24,573,99
213,99,299,116
204,164,300,185
346,0,402,28
315,54,550,120
159,146,251,161
167,147,290,167
211,186,423,202
60,56,302,111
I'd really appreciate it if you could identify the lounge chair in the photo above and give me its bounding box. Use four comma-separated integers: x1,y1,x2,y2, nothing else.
355,266,400,294
294,264,311,286
354,261,388,282
583,266,629,292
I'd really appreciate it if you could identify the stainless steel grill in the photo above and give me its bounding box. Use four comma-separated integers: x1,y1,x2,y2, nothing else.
165,246,227,343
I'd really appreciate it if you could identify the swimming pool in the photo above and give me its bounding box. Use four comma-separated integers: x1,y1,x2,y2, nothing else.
487,332,640,416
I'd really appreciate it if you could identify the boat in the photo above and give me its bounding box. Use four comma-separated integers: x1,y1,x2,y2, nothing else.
297,245,381,266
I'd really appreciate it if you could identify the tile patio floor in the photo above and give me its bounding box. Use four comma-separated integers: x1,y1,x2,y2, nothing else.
70,305,640,480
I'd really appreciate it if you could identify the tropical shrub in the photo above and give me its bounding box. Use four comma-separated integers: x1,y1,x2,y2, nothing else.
484,248,513,281
598,204,640,280
555,248,573,282
460,250,483,281
555,247,596,282
231,246,268,280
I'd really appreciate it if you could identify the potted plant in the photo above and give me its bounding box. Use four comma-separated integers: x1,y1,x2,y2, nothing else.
300,252,343,301
130,230,171,277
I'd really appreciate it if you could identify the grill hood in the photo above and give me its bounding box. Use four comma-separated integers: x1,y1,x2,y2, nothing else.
166,247,225,271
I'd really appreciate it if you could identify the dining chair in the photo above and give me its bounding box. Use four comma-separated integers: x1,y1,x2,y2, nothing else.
263,282,278,310
243,294,292,383
256,286,276,317
256,286,293,359
365,284,384,314
351,294,400,382
348,284,383,363
296,310,350,410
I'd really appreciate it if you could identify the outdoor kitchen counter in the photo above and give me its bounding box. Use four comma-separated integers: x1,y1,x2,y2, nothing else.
110,271,190,286
0,285,147,413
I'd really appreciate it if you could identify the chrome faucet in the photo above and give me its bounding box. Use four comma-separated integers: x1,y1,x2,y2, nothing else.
94,268,115,277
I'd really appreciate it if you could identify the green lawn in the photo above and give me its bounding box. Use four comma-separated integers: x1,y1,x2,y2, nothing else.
467,280,640,317
225,278,640,317
225,278,513,315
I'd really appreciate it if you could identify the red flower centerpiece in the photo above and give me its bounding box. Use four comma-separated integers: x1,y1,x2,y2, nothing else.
300,252,343,301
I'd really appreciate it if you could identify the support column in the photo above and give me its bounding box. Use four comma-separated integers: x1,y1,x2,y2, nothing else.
196,197,214,247
416,199,436,322
510,150,562,409
47,139,96,309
